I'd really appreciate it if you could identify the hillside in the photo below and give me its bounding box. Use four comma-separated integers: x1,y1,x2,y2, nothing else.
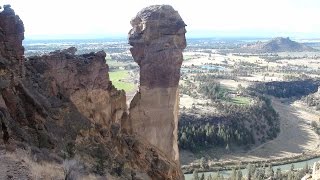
234,37,317,53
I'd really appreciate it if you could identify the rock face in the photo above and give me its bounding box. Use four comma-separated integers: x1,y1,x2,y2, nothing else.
128,5,186,162
0,5,184,179
26,48,127,127
0,5,24,76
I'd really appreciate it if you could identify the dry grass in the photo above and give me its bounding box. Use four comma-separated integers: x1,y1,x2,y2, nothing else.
0,147,107,180
5,149,64,180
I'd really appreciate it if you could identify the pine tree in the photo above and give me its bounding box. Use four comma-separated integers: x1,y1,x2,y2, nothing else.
275,168,282,180
266,164,274,178
236,169,243,180
261,164,266,178
200,157,209,169
287,171,294,180
213,171,221,180
193,170,200,180
253,169,259,180
231,168,237,180
246,163,253,180
303,162,309,174
226,143,230,152
290,164,295,171
200,173,205,180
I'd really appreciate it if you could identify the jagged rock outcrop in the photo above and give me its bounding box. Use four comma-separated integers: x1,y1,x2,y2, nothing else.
0,5,184,179
26,48,126,127
0,5,24,76
128,5,186,162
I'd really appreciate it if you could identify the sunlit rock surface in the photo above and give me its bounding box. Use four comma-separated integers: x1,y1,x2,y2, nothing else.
128,5,186,162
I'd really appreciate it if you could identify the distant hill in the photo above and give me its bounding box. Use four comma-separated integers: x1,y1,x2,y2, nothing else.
234,37,317,53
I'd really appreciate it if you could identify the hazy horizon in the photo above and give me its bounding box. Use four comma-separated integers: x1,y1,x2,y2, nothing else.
2,0,320,40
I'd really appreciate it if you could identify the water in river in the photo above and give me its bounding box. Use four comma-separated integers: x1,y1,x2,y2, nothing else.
184,157,320,180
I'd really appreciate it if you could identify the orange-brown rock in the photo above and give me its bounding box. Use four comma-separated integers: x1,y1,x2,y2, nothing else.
128,5,186,162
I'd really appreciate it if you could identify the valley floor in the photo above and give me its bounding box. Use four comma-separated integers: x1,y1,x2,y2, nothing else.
181,97,320,166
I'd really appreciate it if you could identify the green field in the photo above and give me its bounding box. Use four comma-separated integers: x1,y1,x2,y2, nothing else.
183,55,194,61
109,70,135,92
230,96,251,105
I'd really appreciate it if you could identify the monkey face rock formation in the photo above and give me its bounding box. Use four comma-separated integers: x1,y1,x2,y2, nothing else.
128,5,186,162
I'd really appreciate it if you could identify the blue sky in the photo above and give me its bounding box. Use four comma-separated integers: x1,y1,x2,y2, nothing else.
2,0,320,39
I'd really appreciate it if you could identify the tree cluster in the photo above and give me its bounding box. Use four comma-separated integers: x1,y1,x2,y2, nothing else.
191,162,310,180
178,95,280,152
250,80,320,98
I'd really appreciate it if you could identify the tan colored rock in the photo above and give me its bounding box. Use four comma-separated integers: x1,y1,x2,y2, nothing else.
128,5,186,162
27,48,127,127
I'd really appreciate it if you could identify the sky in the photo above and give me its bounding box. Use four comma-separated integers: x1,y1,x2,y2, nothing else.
1,0,320,39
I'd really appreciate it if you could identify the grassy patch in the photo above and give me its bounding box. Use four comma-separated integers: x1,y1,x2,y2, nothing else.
183,55,194,61
109,70,135,92
230,96,251,105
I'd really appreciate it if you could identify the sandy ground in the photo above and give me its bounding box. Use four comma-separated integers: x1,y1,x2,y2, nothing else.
238,75,283,82
242,98,320,159
219,79,251,89
180,98,320,164
179,94,217,114
183,53,228,66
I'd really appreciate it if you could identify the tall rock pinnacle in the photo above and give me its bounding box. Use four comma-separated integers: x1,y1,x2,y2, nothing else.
0,5,25,77
128,5,186,162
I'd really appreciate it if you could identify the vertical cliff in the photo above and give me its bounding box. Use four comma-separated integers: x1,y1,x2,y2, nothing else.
0,5,24,77
128,5,186,162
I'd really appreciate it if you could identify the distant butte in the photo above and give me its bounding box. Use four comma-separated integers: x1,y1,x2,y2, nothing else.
234,37,317,53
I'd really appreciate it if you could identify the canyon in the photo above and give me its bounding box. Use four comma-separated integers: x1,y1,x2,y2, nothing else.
0,4,185,179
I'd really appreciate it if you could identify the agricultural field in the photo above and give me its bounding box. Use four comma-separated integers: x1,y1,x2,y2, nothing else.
109,70,136,92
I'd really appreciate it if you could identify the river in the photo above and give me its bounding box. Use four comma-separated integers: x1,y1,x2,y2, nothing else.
184,157,320,179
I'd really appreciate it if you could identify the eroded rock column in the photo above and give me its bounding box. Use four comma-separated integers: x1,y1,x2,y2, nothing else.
128,5,186,162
